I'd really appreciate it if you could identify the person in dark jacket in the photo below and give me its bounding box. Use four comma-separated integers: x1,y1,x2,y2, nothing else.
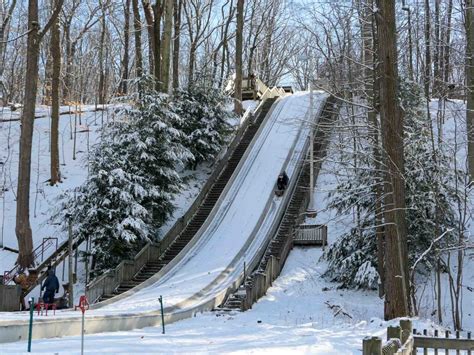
41,269,59,305
277,171,289,191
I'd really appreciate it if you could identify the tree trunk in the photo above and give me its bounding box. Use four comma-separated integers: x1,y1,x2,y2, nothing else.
98,5,107,105
160,0,173,92
120,0,131,95
172,0,181,90
423,0,432,99
17,0,63,267
0,29,7,106
433,0,441,96
466,0,474,179
142,0,155,75
153,1,163,89
362,0,384,297
62,23,72,103
188,42,196,87
375,0,410,319
443,0,453,89
50,0,61,185
16,0,40,267
0,0,17,106
402,2,414,82
133,0,144,79
234,0,244,115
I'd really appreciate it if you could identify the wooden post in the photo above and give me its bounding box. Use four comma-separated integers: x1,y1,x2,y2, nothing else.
362,336,382,355
467,331,472,355
256,274,264,298
423,329,428,355
445,330,450,355
456,331,460,355
400,319,412,344
68,218,74,308
85,236,90,286
387,325,401,341
434,329,439,355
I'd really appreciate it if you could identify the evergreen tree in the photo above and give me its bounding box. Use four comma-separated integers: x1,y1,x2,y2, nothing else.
56,77,193,274
324,80,458,289
172,87,233,168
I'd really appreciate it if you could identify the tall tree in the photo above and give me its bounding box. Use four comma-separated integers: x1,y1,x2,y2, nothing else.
62,1,100,104
97,1,108,105
375,0,410,319
172,0,182,90
132,0,144,79
234,0,244,115
423,0,432,100
153,1,163,87
360,0,384,297
0,0,16,106
16,0,63,267
119,0,131,94
142,0,156,74
183,0,215,86
160,0,173,92
50,0,61,185
466,0,474,179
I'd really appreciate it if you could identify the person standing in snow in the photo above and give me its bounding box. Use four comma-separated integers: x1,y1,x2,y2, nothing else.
41,267,59,305
14,268,38,310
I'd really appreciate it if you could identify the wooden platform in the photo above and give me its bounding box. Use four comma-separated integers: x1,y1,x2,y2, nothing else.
293,224,327,247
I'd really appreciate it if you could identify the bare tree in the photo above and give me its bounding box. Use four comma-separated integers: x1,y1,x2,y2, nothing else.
160,0,173,92
119,0,131,94
0,0,16,106
133,0,144,79
172,0,182,90
375,0,410,319
234,0,244,115
50,0,61,185
183,0,215,86
62,1,100,103
141,0,156,75
97,1,108,105
16,0,63,267
466,0,474,179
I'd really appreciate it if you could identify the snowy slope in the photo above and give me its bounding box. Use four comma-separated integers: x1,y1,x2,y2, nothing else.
0,105,106,272
0,92,326,324
0,104,212,302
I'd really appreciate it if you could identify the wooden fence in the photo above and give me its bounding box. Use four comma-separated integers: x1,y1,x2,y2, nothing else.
363,320,473,355
86,243,160,303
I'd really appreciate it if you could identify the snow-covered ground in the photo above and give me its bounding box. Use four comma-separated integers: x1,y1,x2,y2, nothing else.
0,104,213,301
1,248,439,354
0,105,106,272
1,97,472,353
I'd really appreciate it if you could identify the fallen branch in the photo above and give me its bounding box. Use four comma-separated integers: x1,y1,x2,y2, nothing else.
325,301,353,319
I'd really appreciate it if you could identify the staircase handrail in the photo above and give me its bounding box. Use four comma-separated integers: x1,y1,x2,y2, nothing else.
3,237,60,285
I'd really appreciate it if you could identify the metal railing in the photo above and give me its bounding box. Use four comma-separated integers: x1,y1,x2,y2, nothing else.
3,237,59,285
